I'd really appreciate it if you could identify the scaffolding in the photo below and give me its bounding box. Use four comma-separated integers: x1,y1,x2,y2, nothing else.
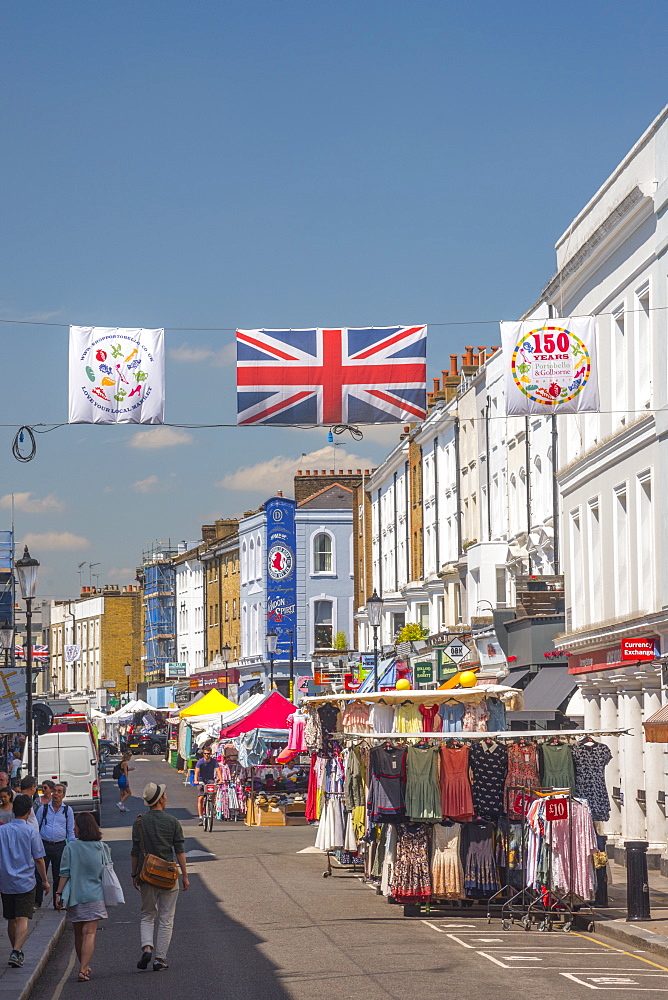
0,532,14,629
138,542,177,679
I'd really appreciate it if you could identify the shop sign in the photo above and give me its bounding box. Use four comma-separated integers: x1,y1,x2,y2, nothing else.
441,639,469,664
545,798,569,821
621,638,656,661
414,661,434,684
437,649,460,683
103,680,116,689
166,662,187,678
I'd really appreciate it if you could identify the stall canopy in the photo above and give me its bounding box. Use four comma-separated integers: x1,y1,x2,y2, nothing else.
179,689,237,718
105,699,154,721
220,691,296,738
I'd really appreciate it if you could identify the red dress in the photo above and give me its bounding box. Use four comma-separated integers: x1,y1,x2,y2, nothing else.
439,746,474,821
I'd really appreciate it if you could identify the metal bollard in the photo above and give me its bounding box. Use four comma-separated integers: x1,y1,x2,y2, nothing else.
625,840,651,921
594,834,609,908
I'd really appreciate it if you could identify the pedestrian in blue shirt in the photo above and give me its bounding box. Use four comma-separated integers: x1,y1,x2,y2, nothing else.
0,794,49,968
36,783,74,908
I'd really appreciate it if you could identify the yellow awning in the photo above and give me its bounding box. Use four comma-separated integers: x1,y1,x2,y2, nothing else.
179,688,237,717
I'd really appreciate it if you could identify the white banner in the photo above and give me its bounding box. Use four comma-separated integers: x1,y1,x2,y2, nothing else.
69,327,164,424
501,317,599,415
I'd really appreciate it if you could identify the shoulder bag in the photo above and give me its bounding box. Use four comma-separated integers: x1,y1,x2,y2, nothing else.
137,815,180,889
101,843,125,906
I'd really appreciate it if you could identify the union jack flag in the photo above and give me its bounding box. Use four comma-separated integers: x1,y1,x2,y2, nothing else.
15,645,49,662
236,326,427,425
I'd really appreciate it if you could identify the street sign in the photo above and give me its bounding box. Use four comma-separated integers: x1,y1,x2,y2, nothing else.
65,644,81,663
296,675,309,694
166,662,187,678
442,639,469,664
414,660,434,684
545,798,569,821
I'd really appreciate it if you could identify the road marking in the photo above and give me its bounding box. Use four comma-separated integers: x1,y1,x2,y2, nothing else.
474,938,504,942
184,850,215,857
436,923,476,928
446,934,475,949
49,945,77,1000
573,932,668,973
562,971,668,991
503,956,542,961
421,920,446,933
477,951,510,969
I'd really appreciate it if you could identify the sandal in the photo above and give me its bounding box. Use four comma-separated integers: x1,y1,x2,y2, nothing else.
77,972,90,982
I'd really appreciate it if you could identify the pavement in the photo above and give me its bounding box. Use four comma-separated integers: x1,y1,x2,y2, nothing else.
5,756,668,999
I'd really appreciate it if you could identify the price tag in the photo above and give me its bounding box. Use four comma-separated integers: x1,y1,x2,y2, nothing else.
545,798,569,821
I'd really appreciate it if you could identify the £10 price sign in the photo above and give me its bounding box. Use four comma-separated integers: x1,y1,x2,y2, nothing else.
545,798,569,822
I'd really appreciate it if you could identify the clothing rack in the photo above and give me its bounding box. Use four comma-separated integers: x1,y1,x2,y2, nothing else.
336,729,631,741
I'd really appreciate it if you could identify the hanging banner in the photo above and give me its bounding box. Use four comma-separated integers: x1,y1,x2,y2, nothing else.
501,317,599,415
236,326,427,425
0,666,27,734
265,497,297,662
69,327,164,424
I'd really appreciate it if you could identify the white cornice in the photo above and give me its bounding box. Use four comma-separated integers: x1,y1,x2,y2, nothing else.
553,607,668,651
366,439,409,492
557,415,655,494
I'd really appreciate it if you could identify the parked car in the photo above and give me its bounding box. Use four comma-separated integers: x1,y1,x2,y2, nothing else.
98,739,119,760
121,732,167,756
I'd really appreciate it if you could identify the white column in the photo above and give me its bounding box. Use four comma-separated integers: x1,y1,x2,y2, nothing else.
598,682,622,841
643,679,665,855
580,682,601,731
618,677,647,842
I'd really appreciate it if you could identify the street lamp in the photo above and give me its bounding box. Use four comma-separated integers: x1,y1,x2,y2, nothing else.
14,546,39,774
366,589,383,691
221,642,231,698
0,624,13,777
124,661,131,703
266,629,278,692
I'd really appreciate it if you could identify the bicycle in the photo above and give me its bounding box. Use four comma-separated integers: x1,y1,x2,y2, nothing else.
203,783,217,832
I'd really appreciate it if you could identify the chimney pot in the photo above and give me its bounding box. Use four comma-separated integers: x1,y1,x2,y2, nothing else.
477,345,486,353
276,490,283,497
329,470,334,475
433,378,440,392
490,345,500,353
357,469,362,474
465,345,474,365
450,354,458,375
347,469,352,474
297,470,302,476
338,469,343,475
404,425,410,433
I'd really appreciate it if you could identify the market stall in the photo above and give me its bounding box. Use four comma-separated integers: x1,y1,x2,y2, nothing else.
299,686,624,927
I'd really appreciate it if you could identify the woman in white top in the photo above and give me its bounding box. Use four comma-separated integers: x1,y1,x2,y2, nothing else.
0,786,14,824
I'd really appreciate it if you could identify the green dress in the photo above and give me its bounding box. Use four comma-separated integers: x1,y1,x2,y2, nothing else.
540,743,575,792
405,747,442,822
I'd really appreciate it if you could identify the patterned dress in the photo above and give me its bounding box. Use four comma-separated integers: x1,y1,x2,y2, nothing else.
462,821,500,896
431,823,464,899
505,743,541,815
390,823,431,903
462,701,490,732
572,741,612,821
469,741,508,819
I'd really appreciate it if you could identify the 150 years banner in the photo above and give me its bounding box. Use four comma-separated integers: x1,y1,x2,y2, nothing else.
501,317,599,415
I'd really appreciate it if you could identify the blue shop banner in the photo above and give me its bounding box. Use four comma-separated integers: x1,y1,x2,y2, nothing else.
265,497,297,661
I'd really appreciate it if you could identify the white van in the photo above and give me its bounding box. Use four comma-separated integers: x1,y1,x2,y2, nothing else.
24,732,101,823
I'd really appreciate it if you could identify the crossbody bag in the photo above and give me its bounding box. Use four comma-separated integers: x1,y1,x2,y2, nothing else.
136,815,180,889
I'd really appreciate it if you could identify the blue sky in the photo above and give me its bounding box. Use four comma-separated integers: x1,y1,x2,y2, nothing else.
1,0,666,597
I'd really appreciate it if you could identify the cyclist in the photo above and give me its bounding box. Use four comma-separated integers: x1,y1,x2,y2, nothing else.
194,749,221,826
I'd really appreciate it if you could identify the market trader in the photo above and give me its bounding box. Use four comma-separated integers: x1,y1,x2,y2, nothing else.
193,749,221,826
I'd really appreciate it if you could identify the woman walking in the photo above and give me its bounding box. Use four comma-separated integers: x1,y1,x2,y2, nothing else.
40,780,55,806
117,753,134,812
0,787,13,824
55,812,108,982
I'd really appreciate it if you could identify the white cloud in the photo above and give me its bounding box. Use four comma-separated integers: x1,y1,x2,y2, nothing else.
132,475,174,494
129,427,193,449
219,446,375,495
0,492,65,514
169,341,235,367
20,532,90,551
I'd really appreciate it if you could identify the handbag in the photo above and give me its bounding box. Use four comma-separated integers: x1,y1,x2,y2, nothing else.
137,815,180,889
101,843,125,906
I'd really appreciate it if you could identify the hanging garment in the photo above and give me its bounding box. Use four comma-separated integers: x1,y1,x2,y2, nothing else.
486,698,507,732
286,711,307,751
393,704,423,733
304,708,323,752
439,745,474,821
343,747,366,811
405,747,442,822
380,824,398,896
431,823,464,899
462,821,500,896
462,701,490,732
367,746,407,823
540,742,575,792
505,743,541,814
318,703,341,735
550,800,598,900
572,741,613,822
370,702,396,735
315,796,346,851
390,823,431,903
439,702,465,732
469,740,508,819
419,703,443,732
341,701,373,734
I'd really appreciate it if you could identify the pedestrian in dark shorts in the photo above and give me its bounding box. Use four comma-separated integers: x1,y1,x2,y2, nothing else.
0,795,49,967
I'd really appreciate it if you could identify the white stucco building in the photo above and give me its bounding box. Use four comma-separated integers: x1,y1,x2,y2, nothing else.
173,541,205,676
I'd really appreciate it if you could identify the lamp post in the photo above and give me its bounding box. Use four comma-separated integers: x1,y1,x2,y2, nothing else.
124,661,131,703
0,623,12,773
366,589,383,691
221,643,231,698
266,629,278,693
14,546,40,774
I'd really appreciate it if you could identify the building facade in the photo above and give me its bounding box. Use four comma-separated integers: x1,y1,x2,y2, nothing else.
201,518,241,667
174,540,205,677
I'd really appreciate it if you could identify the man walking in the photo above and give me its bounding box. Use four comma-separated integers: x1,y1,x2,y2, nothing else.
36,783,74,908
0,794,49,967
131,782,189,972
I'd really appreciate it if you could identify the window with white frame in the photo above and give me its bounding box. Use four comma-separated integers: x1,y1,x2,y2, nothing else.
637,472,654,611
587,498,602,623
635,285,651,408
613,486,629,616
313,532,333,573
256,534,262,580
241,542,247,583
313,600,333,648
569,509,583,629
612,308,627,425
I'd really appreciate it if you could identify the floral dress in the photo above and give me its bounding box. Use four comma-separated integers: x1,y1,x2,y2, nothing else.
390,823,431,903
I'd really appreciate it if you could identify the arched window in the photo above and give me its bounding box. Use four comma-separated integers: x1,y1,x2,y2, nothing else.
313,532,333,573
314,600,333,648
249,538,255,582
256,534,262,580
241,542,247,582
